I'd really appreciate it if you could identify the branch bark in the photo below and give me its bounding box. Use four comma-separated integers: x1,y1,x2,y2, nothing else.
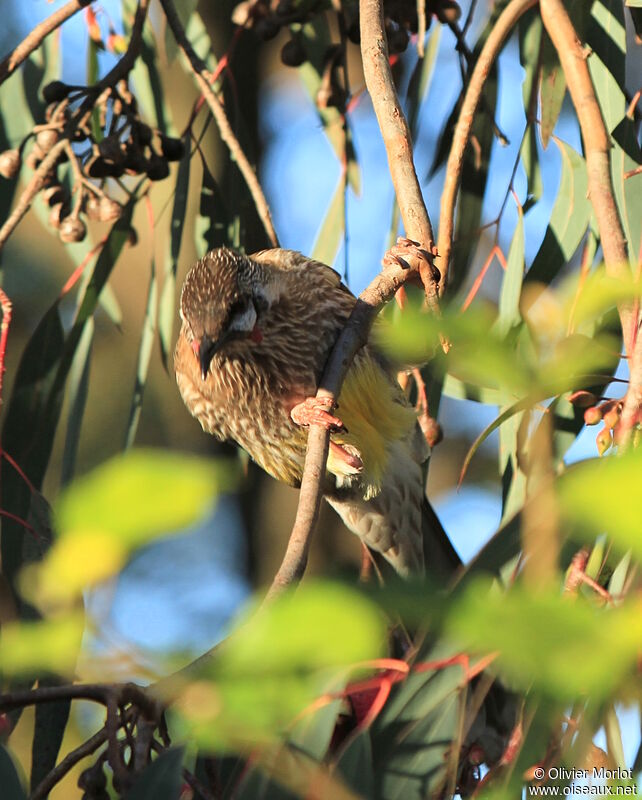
0,0,90,88
359,0,439,304
266,249,434,600
158,0,279,249
437,0,538,293
540,0,637,356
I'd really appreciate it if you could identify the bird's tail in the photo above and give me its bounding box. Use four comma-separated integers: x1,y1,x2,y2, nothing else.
421,495,461,583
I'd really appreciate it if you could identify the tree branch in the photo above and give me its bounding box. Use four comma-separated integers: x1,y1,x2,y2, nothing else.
539,0,637,356
31,725,109,800
359,0,439,304
0,139,67,254
0,0,91,88
158,0,279,248
266,248,435,600
0,0,150,255
437,0,537,294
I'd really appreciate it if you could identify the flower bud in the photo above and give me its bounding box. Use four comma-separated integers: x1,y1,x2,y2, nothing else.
42,80,70,104
568,390,598,409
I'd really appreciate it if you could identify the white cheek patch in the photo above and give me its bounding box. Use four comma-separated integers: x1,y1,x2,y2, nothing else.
255,281,280,309
229,303,257,333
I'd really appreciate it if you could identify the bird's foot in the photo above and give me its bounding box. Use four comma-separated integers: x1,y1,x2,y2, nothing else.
290,396,346,433
383,237,440,284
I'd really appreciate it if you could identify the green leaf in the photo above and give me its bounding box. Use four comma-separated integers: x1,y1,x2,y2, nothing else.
0,746,26,800
60,318,94,487
159,141,190,369
21,450,233,609
30,689,71,794
370,642,464,800
164,0,199,63
297,18,360,195
587,0,626,136
0,614,84,678
526,139,590,284
124,257,158,448
169,582,385,749
518,10,544,203
447,580,642,700
87,39,103,143
497,208,525,335
194,154,233,253
311,176,345,267
539,33,566,149
335,731,375,798
558,450,642,562
125,747,184,800
611,117,642,264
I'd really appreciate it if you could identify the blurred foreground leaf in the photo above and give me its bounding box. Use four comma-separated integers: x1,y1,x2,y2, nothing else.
166,582,385,749
558,450,642,562
20,450,235,609
0,614,84,678
446,580,642,701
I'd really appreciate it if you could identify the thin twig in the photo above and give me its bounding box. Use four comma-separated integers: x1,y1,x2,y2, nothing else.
540,0,638,357
359,0,439,304
30,725,110,800
0,0,90,87
266,249,436,600
437,0,538,294
0,139,67,254
0,0,150,255
0,289,12,405
158,0,279,248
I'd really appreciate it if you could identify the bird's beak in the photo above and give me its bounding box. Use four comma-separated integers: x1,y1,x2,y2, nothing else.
198,335,222,380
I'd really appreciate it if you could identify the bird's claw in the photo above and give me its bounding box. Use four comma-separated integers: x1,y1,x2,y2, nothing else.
382,237,440,284
290,396,346,433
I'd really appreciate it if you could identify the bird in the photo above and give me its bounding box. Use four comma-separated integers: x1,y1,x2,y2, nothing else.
174,245,460,579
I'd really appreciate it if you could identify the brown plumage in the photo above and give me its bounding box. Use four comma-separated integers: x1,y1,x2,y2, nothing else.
174,246,460,578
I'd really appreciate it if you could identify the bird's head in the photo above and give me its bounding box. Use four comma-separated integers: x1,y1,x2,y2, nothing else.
180,247,275,380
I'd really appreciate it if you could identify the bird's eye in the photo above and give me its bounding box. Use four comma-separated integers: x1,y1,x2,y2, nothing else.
229,298,247,317
227,297,257,335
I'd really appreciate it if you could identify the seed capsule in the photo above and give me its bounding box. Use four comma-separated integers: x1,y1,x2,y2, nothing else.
159,135,185,162
99,196,122,222
281,38,306,67
0,149,21,179
146,153,170,181
59,216,87,243
583,406,603,426
42,184,65,207
36,129,59,153
568,390,599,408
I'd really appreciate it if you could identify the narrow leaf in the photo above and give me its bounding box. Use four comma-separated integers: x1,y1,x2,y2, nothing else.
159,142,190,369
526,139,590,284
497,208,525,335
311,176,345,267
61,318,94,487
124,257,158,449
0,746,26,800
125,747,184,800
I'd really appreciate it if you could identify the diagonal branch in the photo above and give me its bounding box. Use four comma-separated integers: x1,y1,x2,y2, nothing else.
437,0,538,294
539,0,637,357
158,0,279,248
266,249,435,600
0,0,91,88
359,0,439,306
